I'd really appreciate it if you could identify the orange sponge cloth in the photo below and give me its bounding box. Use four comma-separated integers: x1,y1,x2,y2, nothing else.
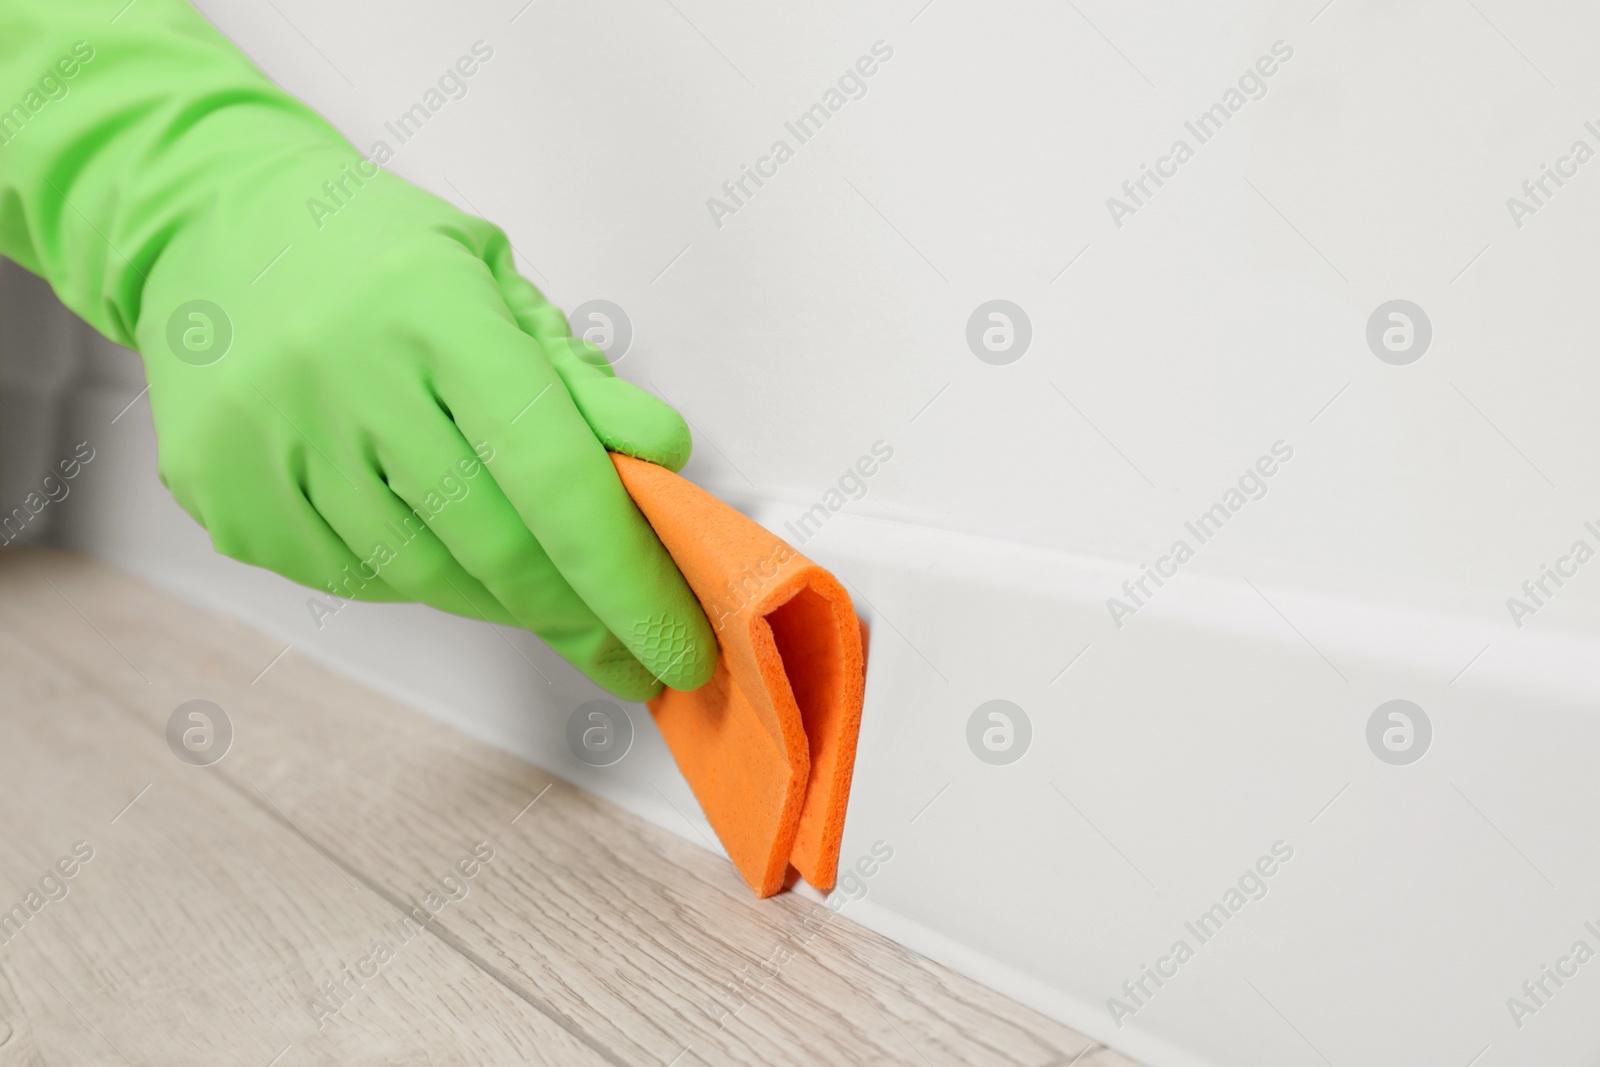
611,454,867,897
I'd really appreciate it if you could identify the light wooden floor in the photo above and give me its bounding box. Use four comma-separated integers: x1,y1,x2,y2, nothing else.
0,548,1135,1067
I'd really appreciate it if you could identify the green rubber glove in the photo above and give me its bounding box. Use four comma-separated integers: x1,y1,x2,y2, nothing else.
0,0,715,699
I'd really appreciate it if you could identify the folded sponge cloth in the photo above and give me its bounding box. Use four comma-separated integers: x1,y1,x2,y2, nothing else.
611,454,867,897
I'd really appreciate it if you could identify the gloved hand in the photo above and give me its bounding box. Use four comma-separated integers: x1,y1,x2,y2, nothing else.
0,0,714,699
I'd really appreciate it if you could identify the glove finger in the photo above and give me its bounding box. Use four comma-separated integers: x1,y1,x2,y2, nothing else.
371,403,665,699
208,494,407,607
226,374,517,627
550,355,693,473
482,237,586,359
434,309,716,692
284,440,522,628
156,423,406,605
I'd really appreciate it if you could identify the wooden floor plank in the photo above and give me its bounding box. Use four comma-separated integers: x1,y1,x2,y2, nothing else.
0,633,621,1066
0,548,1138,1067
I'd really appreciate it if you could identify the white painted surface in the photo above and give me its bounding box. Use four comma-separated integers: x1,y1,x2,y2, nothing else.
7,0,1600,1063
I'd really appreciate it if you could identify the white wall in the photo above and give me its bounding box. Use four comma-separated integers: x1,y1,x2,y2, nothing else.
9,1,1600,1064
